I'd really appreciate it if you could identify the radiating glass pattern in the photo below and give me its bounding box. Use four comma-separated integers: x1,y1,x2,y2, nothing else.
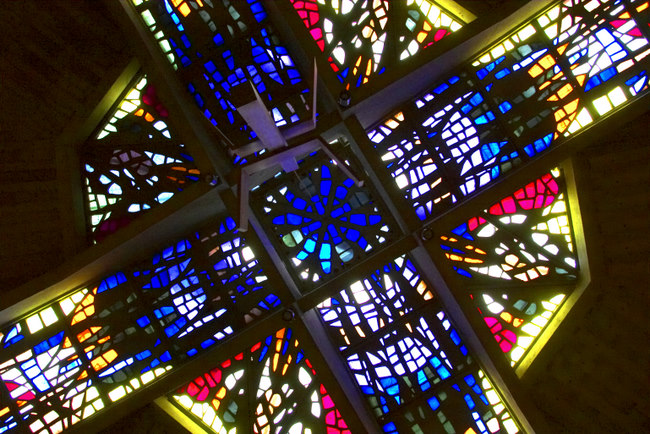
289,0,464,90
441,168,577,366
316,256,520,433
252,152,395,286
83,75,200,242
171,328,351,433
130,0,311,148
0,216,282,432
369,0,650,221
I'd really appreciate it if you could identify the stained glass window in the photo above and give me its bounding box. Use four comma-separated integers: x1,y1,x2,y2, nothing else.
472,291,567,368
289,0,466,90
441,168,577,283
251,151,395,286
318,255,434,351
135,216,284,357
170,328,351,433
0,215,284,432
130,0,312,149
83,75,200,242
9,1,650,432
369,0,650,222
440,168,578,366
368,73,517,221
316,255,520,433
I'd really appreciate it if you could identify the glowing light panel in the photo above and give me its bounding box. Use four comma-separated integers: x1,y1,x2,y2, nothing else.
316,257,520,432
0,216,281,432
253,152,394,286
84,75,199,242
131,0,311,149
171,328,351,433
440,168,577,283
369,0,650,221
289,0,465,90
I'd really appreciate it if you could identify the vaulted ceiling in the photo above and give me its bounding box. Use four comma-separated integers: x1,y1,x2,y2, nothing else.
1,1,649,432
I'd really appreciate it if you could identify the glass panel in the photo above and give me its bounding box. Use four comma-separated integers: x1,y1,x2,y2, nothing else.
316,256,520,433
440,168,577,283
440,168,577,366
170,327,351,433
9,1,646,431
289,0,465,90
368,74,517,221
130,0,311,151
83,75,200,242
251,151,395,287
472,291,566,366
369,0,650,221
318,255,433,351
0,216,282,432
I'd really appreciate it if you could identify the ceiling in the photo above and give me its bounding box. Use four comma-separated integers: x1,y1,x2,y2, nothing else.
1,1,649,432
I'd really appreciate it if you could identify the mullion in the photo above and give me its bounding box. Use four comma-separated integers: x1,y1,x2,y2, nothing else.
333,1,375,58
378,104,464,222
86,71,146,141
297,235,418,311
196,211,296,321
406,102,469,199
318,261,433,349
233,202,301,305
342,115,424,231
478,211,576,280
531,15,585,94
383,0,403,68
0,322,57,360
414,234,544,431
189,226,260,338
